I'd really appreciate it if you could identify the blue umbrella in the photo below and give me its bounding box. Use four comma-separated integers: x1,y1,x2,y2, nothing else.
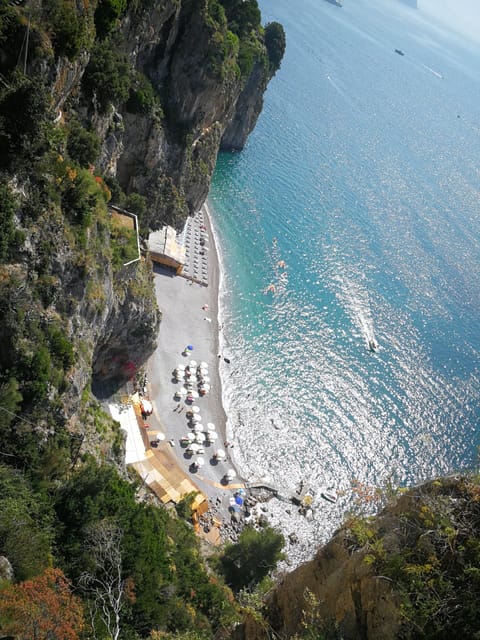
187,345,194,351
235,495,244,506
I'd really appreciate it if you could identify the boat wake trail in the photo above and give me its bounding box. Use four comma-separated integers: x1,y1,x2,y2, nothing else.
335,274,377,350
421,63,443,79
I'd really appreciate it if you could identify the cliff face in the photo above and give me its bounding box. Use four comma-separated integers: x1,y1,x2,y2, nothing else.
234,476,480,640
0,0,283,467
94,0,280,230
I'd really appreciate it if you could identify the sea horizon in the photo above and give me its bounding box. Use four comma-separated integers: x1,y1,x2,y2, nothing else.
208,0,480,564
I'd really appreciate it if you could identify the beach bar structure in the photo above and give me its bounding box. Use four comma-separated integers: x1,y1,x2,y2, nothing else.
148,226,186,275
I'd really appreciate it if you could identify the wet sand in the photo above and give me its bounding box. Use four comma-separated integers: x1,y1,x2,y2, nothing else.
146,205,243,522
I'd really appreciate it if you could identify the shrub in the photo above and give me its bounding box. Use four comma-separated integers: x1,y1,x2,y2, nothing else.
264,22,286,72
94,0,128,38
218,525,285,591
42,0,89,59
0,74,52,169
126,73,159,115
83,40,131,112
125,192,147,218
0,179,17,263
67,119,101,167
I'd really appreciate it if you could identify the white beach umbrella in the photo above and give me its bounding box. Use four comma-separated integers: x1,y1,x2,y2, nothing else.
226,468,235,478
189,360,198,368
195,432,206,443
191,391,199,398
193,423,203,433
197,446,205,454
177,364,186,370
186,444,198,455
215,449,226,460
196,456,205,468
201,383,211,390
179,387,188,395
192,414,202,423
200,361,208,368
156,432,166,441
206,423,216,431
191,406,200,414
206,431,218,442
201,376,211,384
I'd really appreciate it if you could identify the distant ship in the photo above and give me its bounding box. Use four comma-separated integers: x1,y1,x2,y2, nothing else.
368,338,379,352
324,0,343,6
395,49,405,56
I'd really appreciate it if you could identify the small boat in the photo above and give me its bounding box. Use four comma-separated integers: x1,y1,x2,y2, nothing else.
320,487,337,503
395,49,405,56
368,338,379,352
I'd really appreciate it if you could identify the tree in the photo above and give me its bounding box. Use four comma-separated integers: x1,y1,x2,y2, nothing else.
0,567,84,639
264,22,286,72
0,180,17,262
0,464,54,581
79,520,125,640
219,526,285,591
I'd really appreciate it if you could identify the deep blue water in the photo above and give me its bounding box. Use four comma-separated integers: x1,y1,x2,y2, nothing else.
209,0,480,561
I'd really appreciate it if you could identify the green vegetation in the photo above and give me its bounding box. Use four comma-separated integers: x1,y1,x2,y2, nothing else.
346,478,480,639
265,22,286,72
0,73,53,171
110,215,139,269
53,462,235,637
82,40,132,112
0,465,54,581
127,72,164,119
66,119,101,167
42,0,92,60
95,0,128,38
215,525,285,592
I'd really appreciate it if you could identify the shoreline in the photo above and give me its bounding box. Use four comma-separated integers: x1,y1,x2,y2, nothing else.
145,203,244,531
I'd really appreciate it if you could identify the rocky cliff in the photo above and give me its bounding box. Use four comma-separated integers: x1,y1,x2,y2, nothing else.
0,0,284,470
232,476,480,640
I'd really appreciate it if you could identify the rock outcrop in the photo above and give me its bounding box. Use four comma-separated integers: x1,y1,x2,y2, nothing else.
232,476,480,640
0,0,283,466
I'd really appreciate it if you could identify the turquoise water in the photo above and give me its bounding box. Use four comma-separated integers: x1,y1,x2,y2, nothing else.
209,0,480,561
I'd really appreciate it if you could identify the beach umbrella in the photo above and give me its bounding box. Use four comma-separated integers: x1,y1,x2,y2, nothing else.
195,432,206,443
177,364,186,370
192,414,202,423
189,359,198,367
191,391,199,398
214,449,226,460
191,406,200,414
186,345,194,351
196,456,205,468
156,433,166,441
206,422,216,431
185,446,195,455
200,361,208,368
235,495,244,506
201,383,211,390
206,431,218,442
201,376,210,384
226,468,235,478
193,423,203,433
197,446,205,454
179,387,188,395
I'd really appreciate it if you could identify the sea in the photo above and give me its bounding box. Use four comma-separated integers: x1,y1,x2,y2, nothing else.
208,0,480,565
